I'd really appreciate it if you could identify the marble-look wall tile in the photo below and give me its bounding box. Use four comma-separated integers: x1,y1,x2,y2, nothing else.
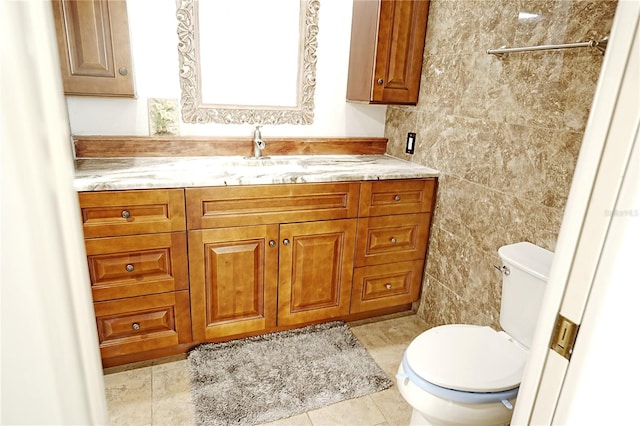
386,0,617,329
424,1,518,55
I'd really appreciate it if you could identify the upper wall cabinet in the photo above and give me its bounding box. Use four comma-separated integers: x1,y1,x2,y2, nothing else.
346,0,430,105
51,0,135,97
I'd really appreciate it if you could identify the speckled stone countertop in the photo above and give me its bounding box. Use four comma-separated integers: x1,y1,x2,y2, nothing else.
74,155,440,191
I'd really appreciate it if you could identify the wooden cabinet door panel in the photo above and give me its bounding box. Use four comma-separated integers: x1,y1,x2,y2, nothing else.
356,213,431,267
346,0,430,104
372,0,430,103
86,232,188,301
52,0,135,97
79,189,186,238
189,225,278,341
94,290,191,359
278,219,356,326
351,260,424,313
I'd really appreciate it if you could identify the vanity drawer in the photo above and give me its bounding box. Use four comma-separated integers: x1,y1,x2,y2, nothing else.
355,213,431,267
78,189,186,238
94,290,192,359
351,260,424,313
85,232,188,301
359,178,436,217
186,182,360,229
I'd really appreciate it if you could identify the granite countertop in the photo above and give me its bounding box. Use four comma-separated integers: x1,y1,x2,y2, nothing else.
74,154,440,191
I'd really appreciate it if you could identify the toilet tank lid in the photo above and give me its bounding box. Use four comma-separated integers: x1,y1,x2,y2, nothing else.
499,242,553,281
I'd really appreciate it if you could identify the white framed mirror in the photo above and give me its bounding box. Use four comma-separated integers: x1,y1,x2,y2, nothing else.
176,0,319,125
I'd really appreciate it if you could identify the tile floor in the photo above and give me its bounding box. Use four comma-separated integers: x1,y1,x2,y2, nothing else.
104,314,430,426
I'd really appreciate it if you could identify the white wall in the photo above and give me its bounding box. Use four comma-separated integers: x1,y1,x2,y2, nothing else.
66,0,386,138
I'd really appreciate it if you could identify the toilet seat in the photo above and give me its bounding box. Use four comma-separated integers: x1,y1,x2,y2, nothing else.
400,354,519,405
398,324,527,405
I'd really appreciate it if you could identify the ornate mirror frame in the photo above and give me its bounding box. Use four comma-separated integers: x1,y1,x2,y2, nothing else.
176,0,319,125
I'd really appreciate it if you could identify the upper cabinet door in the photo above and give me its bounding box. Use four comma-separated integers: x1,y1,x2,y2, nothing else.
346,0,430,105
52,0,135,97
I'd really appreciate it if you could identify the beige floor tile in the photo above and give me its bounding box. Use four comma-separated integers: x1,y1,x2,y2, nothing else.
104,367,153,425
152,391,195,426
152,362,191,399
307,395,386,426
258,412,314,426
152,364,196,425
151,356,189,374
369,387,413,426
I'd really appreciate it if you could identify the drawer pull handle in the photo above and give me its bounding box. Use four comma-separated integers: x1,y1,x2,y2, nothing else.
269,240,276,248
394,195,401,202
125,264,135,272
283,239,290,246
131,322,140,330
385,283,392,290
121,210,131,219
390,237,397,244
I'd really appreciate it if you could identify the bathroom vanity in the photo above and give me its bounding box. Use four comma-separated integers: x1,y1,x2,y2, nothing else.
75,152,439,366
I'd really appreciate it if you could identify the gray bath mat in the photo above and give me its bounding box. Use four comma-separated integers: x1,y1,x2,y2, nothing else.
188,321,392,425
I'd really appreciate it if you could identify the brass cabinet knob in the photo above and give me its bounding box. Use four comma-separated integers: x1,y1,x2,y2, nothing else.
132,322,140,330
394,194,401,201
125,264,134,272
121,210,131,219
385,283,392,290
390,237,397,244
283,239,290,246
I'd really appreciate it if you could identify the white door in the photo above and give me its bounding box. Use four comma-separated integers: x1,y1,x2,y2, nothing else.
1,1,108,424
512,1,640,424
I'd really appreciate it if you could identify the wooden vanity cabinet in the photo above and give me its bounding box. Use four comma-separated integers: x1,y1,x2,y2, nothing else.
78,178,436,365
346,0,430,105
186,182,360,339
350,178,436,313
78,189,190,361
51,0,135,97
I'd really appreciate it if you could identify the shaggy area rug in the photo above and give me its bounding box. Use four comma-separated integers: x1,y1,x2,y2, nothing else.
188,321,392,425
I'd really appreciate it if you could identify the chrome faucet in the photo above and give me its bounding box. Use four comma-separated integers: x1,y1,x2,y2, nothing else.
253,126,265,158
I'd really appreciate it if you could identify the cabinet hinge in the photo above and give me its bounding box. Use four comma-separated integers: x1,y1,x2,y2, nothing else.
550,313,580,360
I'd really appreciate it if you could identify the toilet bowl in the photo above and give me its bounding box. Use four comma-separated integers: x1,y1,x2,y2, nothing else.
396,242,553,425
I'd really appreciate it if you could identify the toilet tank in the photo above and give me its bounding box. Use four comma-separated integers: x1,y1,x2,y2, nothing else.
498,242,554,349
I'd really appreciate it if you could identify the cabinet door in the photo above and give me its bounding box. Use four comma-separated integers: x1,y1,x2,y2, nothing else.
189,225,279,341
51,0,135,97
373,0,430,104
278,219,357,326
347,0,429,104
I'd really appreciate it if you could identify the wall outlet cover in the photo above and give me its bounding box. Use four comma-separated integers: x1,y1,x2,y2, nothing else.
406,132,416,154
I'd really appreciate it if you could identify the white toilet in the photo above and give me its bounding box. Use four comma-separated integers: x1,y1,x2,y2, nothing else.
397,242,553,426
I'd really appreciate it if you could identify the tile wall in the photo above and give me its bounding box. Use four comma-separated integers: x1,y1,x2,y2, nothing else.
385,0,618,328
